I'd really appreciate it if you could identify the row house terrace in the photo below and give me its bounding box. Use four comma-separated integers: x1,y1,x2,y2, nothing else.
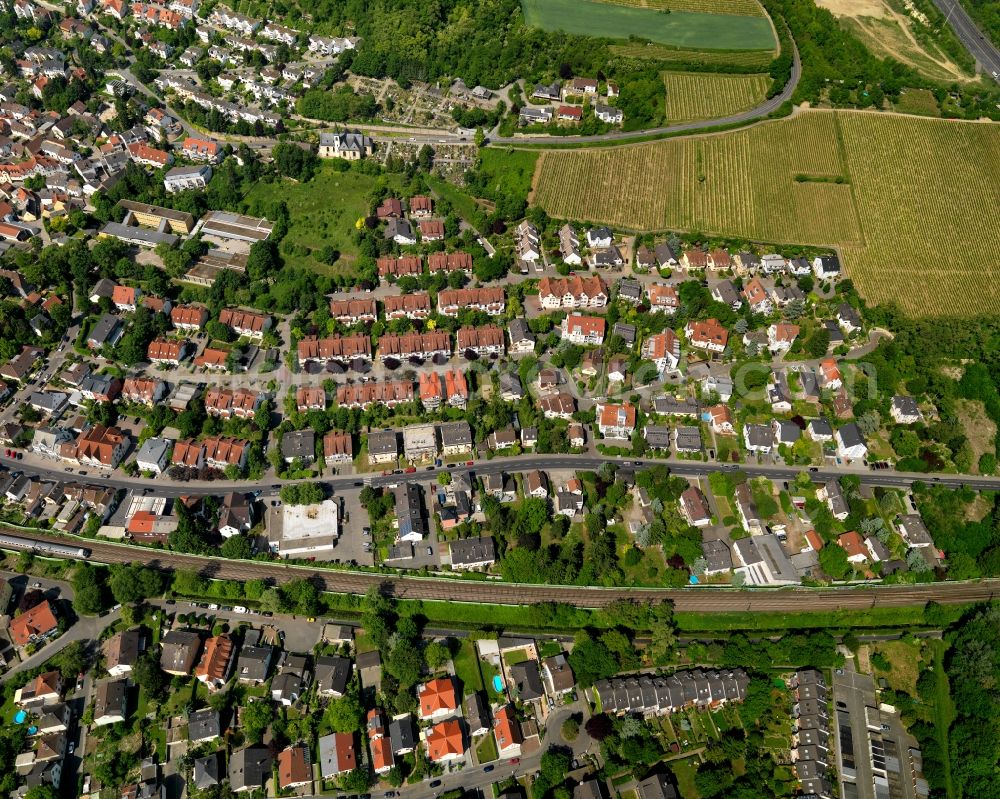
418,370,469,410
323,431,353,465
378,331,451,362
147,338,186,365
329,297,377,325
336,380,413,409
63,424,128,469
377,255,422,279
438,287,504,316
172,436,249,470
219,308,270,339
170,303,209,331
296,386,326,412
204,387,262,419
384,293,432,321
538,275,608,309
456,326,505,357
297,335,372,366
121,377,167,406
427,251,473,274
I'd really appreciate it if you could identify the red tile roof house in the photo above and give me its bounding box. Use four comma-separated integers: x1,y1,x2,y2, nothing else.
418,219,445,241
10,599,59,647
111,284,139,311
181,136,222,162
560,314,606,346
277,745,312,790
375,197,403,220
557,105,582,122
73,424,128,468
426,719,464,763
596,402,636,439
685,319,729,353
409,195,433,217
837,531,868,564
417,677,459,720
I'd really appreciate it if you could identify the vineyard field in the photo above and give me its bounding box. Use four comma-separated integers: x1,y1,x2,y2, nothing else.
663,71,771,122
610,42,776,68
521,0,777,49
596,0,767,17
530,110,1000,317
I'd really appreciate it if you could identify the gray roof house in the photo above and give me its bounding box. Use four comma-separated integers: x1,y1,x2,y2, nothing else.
192,752,222,790
281,429,315,463
389,715,417,754
315,655,352,697
87,313,123,348
228,744,272,792
510,660,544,701
235,644,273,684
188,708,222,743
271,654,310,705
636,774,679,799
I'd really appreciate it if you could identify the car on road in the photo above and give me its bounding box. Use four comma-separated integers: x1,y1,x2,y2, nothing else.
466,460,474,466
510,758,520,765
354,481,363,486
429,781,441,789
383,793,398,798
426,547,433,555
483,765,494,773
68,742,75,754
405,467,417,473
33,582,41,588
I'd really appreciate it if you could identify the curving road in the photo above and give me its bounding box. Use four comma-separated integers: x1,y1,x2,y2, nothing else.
929,0,1000,81
489,40,800,146
5,530,1000,611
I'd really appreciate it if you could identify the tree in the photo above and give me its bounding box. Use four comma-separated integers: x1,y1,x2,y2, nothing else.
220,535,254,560
568,634,617,687
242,700,274,743
325,694,365,733
132,653,166,699
72,563,107,615
280,579,321,616
51,640,87,679
24,786,58,799
819,544,852,580
109,563,165,605
424,641,449,670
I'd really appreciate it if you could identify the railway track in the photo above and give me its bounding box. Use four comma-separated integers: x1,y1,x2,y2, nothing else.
11,531,998,611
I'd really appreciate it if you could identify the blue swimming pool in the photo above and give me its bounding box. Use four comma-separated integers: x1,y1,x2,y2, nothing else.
492,675,504,693
13,711,26,724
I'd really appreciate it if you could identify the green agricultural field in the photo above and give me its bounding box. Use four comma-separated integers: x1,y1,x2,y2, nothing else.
611,42,776,69
530,109,1000,317
243,165,402,275
663,71,771,121
521,0,776,50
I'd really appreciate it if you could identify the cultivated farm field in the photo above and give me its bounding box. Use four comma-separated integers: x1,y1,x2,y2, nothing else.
663,71,771,121
520,0,776,49
597,0,767,16
530,110,1000,317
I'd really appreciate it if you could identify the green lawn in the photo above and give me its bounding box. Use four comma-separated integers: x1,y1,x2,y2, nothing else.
670,755,701,798
476,732,499,763
675,604,968,632
927,639,956,798
426,175,485,228
452,638,485,695
243,165,402,275
521,0,775,49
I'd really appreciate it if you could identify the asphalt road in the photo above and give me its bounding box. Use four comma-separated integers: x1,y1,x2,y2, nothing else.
5,530,1000,610
490,41,801,146
4,450,999,497
930,0,1000,81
